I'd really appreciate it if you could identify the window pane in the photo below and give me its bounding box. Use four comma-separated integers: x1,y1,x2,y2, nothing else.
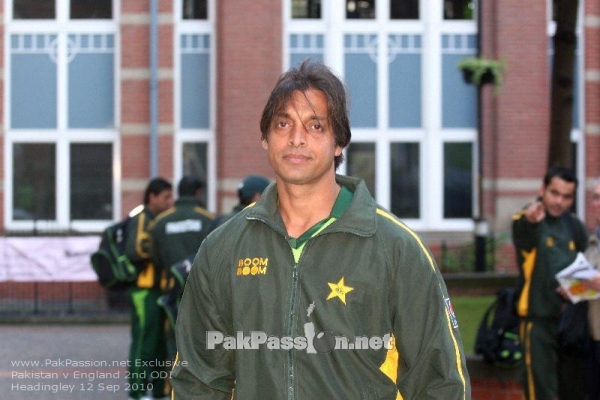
13,143,56,220
290,35,325,67
442,34,477,128
345,34,378,128
68,34,115,128
183,0,207,19
70,143,113,220
68,35,115,129
13,0,55,19
443,0,474,20
347,0,375,19
180,34,210,128
390,0,419,19
443,142,473,218
182,142,209,206
391,143,419,218
346,143,375,196
70,0,112,19
11,34,58,129
389,35,422,127
292,0,321,18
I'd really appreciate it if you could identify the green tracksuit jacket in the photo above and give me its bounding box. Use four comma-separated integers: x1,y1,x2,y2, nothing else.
124,207,162,289
171,175,470,400
512,210,588,318
149,196,214,273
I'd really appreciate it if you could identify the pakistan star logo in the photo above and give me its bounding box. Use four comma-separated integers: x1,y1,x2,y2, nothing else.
326,276,354,305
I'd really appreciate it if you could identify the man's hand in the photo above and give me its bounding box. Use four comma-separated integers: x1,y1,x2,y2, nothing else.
581,272,600,291
525,200,545,223
556,285,570,301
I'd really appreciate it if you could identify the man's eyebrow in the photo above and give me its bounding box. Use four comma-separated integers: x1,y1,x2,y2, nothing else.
300,114,327,123
273,112,326,122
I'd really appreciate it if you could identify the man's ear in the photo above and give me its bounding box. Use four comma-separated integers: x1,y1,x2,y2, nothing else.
334,145,343,157
262,139,268,150
538,185,545,198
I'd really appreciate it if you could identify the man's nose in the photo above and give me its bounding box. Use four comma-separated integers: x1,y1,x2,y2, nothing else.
289,125,307,147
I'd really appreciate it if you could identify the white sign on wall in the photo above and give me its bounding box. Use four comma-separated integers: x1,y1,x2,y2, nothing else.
0,236,101,281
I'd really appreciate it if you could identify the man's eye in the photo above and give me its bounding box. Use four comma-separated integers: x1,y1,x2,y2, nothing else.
312,124,323,131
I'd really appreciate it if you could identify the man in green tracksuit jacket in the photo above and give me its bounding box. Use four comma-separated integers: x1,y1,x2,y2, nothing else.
149,175,214,360
124,177,174,400
512,166,588,400
171,60,470,399
150,176,214,273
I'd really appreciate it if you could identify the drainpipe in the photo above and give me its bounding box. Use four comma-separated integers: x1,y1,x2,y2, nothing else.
149,0,159,177
474,0,488,272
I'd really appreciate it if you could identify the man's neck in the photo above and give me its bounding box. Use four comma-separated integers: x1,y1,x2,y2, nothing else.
277,178,341,238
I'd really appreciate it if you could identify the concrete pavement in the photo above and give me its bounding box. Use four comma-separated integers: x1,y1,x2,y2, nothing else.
0,324,141,399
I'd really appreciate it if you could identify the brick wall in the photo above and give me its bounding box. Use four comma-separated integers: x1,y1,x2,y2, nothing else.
481,0,551,232
120,0,175,216
215,1,280,182
469,356,523,400
584,0,600,226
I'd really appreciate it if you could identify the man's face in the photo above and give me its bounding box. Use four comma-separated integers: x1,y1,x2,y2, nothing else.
148,189,174,215
539,177,575,218
262,89,343,186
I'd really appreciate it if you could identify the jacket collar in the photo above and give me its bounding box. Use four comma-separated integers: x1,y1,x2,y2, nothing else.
175,196,203,207
246,174,377,238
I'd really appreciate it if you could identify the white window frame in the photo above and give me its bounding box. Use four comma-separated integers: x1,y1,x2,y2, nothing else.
284,0,477,231
173,0,216,212
3,0,120,233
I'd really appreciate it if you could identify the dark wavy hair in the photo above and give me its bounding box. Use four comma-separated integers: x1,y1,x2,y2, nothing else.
143,177,172,205
543,166,578,189
177,175,204,197
259,59,351,169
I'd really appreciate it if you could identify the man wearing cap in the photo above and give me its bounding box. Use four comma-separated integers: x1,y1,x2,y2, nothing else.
206,174,270,234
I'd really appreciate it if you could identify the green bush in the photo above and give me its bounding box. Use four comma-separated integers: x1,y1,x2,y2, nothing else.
440,232,511,273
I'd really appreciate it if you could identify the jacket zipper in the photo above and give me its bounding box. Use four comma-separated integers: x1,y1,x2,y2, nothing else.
287,262,299,400
247,216,314,399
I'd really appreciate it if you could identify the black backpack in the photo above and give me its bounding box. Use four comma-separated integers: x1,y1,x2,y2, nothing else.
90,218,140,289
158,254,195,329
475,287,523,368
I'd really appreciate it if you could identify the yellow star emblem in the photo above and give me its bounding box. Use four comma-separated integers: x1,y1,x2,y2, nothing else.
326,277,354,305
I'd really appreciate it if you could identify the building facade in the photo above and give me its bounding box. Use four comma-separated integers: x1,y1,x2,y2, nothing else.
0,0,598,273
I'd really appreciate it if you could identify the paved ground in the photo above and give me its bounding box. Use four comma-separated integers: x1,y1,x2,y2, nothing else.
0,324,141,399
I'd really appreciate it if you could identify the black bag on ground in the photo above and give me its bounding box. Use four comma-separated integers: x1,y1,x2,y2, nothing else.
558,301,590,359
90,218,140,289
475,287,523,368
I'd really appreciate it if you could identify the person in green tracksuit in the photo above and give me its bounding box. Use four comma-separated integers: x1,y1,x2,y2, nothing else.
124,177,174,400
170,60,470,399
149,175,214,360
512,166,588,400
149,176,214,273
205,174,270,236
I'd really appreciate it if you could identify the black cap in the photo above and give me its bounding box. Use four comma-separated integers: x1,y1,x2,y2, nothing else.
238,175,270,203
